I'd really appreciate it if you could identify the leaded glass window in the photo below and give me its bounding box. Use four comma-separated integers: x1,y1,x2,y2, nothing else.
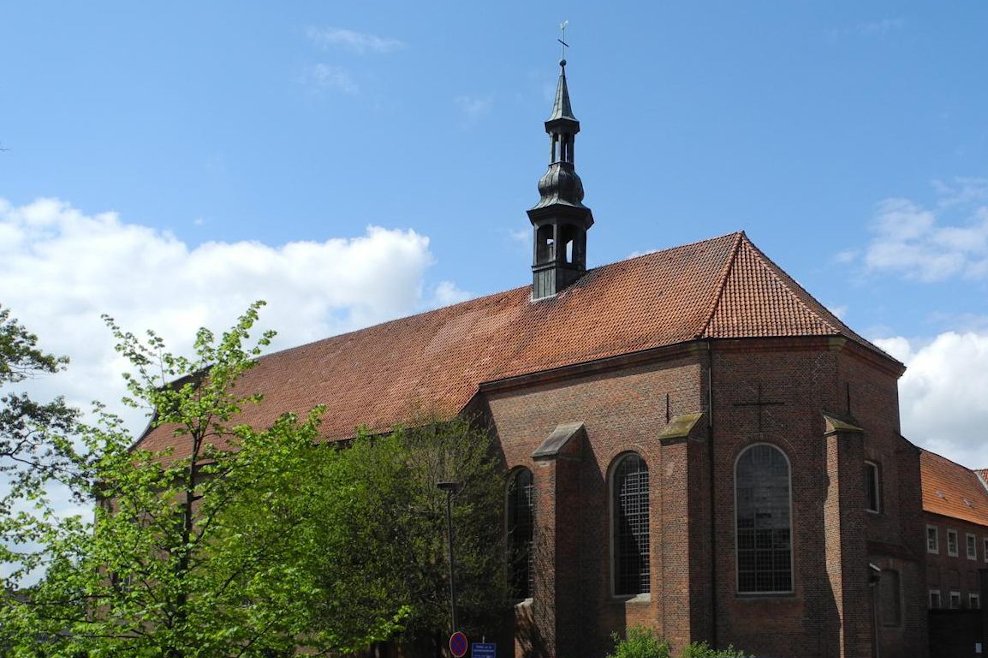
506,468,534,599
612,453,650,596
736,444,793,594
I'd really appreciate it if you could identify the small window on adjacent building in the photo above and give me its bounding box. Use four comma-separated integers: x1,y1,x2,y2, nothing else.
971,593,982,610
927,526,939,554
865,461,881,513
948,529,959,556
929,590,942,609
879,569,902,627
967,533,978,560
950,591,962,609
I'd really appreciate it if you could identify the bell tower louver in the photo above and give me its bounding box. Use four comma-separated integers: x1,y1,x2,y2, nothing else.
528,57,594,300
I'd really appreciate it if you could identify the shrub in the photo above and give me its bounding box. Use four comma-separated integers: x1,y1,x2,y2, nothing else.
606,630,751,658
681,640,751,658
606,626,671,658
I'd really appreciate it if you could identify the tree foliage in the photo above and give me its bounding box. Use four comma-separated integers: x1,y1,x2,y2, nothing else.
0,303,507,657
0,304,79,501
0,303,405,657
606,627,751,658
340,419,509,647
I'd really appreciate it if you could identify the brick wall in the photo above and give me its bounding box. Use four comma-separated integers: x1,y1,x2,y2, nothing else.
925,513,988,610
480,336,925,658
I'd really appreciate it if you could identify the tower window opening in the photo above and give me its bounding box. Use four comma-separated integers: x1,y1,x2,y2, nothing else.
551,135,559,163
559,225,580,265
536,225,555,264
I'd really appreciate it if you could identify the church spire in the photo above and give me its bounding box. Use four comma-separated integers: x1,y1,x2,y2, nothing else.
548,59,577,123
528,55,594,300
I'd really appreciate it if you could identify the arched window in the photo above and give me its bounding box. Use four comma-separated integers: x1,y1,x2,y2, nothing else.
735,444,793,594
506,468,534,599
612,453,650,596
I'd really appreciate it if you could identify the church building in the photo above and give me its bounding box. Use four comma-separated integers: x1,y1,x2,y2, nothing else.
139,59,928,658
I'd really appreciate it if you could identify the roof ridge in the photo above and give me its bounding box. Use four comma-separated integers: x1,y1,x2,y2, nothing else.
590,230,744,269
254,232,746,364
696,231,745,338
921,447,979,472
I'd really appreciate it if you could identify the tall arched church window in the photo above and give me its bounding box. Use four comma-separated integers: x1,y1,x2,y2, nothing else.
612,453,650,596
506,468,534,600
735,444,793,594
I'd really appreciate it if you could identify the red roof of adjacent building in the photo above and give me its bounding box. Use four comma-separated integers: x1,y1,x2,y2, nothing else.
137,231,894,454
920,449,988,527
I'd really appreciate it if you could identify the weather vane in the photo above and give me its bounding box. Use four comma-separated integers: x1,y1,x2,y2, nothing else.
558,20,569,62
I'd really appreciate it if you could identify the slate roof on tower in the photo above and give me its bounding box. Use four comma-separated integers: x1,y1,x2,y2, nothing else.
137,231,898,456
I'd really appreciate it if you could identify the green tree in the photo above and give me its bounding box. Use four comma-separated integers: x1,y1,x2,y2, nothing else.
0,304,79,501
338,419,509,650
0,303,405,657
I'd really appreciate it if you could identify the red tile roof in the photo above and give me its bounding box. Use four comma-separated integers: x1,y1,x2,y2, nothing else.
920,449,988,527
137,232,893,454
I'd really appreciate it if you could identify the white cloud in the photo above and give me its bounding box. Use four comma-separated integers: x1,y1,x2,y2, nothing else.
834,249,858,264
306,27,404,55
628,249,659,258
301,64,358,95
855,18,905,36
875,331,988,468
508,228,528,245
433,281,472,307
932,177,988,208
828,17,904,40
0,197,463,435
857,194,988,282
454,95,493,127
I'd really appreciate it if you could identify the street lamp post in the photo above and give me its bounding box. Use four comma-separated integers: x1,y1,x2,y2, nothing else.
437,481,461,633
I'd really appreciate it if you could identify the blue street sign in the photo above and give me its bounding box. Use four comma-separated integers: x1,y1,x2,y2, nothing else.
472,642,497,658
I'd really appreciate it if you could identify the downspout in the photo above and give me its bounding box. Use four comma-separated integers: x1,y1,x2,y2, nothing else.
706,339,718,649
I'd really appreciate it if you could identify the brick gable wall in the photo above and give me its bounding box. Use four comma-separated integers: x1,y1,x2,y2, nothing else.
480,336,925,658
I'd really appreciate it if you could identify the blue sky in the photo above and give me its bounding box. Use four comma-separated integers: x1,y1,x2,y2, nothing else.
2,2,988,466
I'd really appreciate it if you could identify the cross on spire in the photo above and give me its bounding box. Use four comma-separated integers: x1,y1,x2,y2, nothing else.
558,20,569,62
